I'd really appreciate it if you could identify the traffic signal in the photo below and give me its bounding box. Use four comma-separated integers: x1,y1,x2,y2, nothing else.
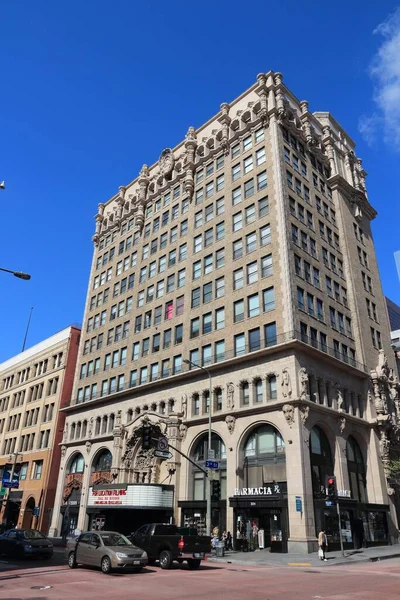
325,475,337,499
142,426,152,450
211,480,221,501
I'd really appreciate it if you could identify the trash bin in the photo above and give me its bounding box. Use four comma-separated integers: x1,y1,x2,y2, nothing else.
215,541,225,557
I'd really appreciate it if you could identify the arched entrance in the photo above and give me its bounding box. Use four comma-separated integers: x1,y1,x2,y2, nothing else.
22,497,35,530
61,453,84,537
231,424,288,553
89,449,113,533
180,433,227,535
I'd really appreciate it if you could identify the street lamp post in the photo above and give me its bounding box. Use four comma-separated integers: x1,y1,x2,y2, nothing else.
2,452,23,526
183,358,213,537
0,267,31,280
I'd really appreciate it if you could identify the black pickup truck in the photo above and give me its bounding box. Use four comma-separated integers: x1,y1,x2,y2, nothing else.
130,523,210,570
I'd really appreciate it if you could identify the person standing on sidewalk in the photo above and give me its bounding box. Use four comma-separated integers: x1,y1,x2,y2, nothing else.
318,529,328,561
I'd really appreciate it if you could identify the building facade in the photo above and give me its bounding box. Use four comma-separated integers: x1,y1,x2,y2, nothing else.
50,71,400,553
386,297,400,378
0,326,80,533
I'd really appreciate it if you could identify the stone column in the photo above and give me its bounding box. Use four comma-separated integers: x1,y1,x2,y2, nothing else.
77,458,91,532
286,406,318,553
166,414,182,525
48,446,68,537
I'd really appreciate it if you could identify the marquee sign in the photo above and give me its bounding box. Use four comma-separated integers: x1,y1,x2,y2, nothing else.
87,484,174,509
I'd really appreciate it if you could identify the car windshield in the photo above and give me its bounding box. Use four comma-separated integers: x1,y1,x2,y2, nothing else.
100,533,132,547
23,530,46,540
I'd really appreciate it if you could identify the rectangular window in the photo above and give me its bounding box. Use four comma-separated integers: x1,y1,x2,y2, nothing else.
175,324,183,344
165,301,174,320
194,235,202,253
179,243,187,261
204,227,213,247
246,232,257,253
257,171,267,190
234,333,246,357
256,147,266,165
176,295,184,316
215,308,225,330
204,254,213,275
264,322,277,347
215,276,225,298
263,287,275,312
247,261,258,285
244,155,253,174
216,197,225,215
249,327,261,351
245,204,256,225
234,299,245,323
233,239,243,260
261,254,273,277
191,288,201,308
203,282,213,303
232,186,242,205
233,268,244,290
202,312,212,334
233,212,243,232
248,293,260,318
260,225,271,246
216,221,225,241
244,178,254,198
215,248,225,269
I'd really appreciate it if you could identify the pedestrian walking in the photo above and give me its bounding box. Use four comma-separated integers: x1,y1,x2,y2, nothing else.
318,529,328,561
226,531,233,551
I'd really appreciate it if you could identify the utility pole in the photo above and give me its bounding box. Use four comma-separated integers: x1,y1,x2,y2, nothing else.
2,452,23,525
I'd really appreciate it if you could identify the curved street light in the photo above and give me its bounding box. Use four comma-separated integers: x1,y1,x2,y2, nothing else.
0,267,31,280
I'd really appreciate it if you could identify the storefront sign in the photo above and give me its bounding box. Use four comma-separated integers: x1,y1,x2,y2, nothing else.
87,484,174,509
233,484,285,497
337,489,351,498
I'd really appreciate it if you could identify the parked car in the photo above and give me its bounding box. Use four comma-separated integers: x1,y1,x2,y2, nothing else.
66,531,147,574
130,523,211,570
0,529,53,559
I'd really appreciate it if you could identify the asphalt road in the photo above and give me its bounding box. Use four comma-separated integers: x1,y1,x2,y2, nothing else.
0,555,399,599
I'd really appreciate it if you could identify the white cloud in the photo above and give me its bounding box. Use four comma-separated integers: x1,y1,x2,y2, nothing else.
359,7,400,150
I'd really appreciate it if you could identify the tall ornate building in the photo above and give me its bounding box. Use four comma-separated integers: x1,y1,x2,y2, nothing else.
0,326,80,532
50,72,400,553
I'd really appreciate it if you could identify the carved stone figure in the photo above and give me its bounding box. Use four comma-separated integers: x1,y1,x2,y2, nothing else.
179,423,187,440
135,448,155,470
180,394,187,420
299,403,309,425
338,416,346,434
61,445,67,459
116,410,122,428
281,369,292,398
379,429,391,475
185,126,196,142
225,414,236,434
85,441,92,454
282,404,295,428
377,350,390,379
299,368,309,400
337,386,344,413
227,382,235,410
159,148,175,177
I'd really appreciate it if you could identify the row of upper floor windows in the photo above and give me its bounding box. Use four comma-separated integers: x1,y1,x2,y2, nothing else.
1,353,63,392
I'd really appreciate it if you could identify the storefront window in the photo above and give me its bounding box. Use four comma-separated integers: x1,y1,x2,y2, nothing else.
309,426,334,498
244,426,285,457
191,433,227,501
346,436,367,503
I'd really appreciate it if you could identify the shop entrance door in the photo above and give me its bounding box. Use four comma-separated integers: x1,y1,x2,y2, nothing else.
236,508,287,553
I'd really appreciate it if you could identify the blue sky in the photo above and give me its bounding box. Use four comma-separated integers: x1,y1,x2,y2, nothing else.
1,0,400,362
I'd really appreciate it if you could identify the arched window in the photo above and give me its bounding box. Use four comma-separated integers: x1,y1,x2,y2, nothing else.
309,426,334,498
95,417,101,436
347,436,367,502
76,422,81,439
151,403,157,412
92,449,112,473
242,425,286,487
82,420,87,438
68,453,84,474
127,409,133,421
70,423,76,441
191,434,227,501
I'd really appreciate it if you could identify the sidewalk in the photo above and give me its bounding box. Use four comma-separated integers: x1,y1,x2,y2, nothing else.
207,544,400,568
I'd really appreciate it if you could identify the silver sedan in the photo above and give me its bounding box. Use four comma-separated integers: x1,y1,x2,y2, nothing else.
67,531,148,574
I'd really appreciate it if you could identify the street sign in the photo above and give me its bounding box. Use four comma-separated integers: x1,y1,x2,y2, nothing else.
155,450,173,459
207,449,215,460
155,436,170,459
295,496,302,512
325,500,336,507
205,460,219,470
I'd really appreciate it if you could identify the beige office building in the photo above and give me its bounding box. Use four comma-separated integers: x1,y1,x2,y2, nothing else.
50,71,400,553
0,326,80,533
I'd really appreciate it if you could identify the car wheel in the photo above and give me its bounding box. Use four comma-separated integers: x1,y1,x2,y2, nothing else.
101,556,112,574
68,552,77,569
187,559,201,570
159,550,173,570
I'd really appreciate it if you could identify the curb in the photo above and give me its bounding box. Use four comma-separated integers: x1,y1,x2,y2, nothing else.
208,552,400,568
